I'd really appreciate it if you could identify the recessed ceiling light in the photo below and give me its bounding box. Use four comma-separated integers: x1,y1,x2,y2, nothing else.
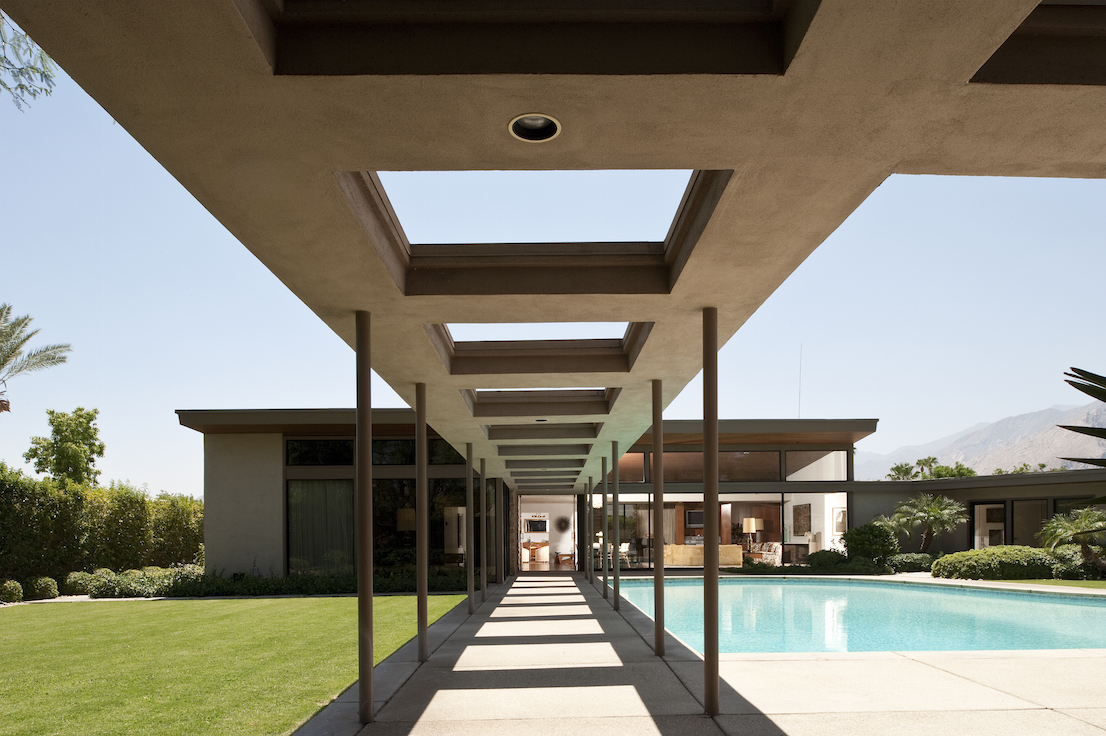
509,113,560,143
535,419,548,422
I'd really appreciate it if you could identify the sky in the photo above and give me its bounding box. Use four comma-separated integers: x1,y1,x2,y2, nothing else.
3,68,1106,499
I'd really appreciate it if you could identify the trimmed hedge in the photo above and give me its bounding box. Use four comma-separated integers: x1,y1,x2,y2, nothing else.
806,550,847,570
63,571,93,595
24,576,59,600
889,553,936,573
1,579,23,603
0,463,203,581
726,555,889,576
931,546,1056,580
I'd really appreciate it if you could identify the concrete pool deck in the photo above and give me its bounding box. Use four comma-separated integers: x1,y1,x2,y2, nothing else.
299,573,1106,736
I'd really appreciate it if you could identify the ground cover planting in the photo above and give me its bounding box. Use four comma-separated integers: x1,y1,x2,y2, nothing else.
0,594,463,736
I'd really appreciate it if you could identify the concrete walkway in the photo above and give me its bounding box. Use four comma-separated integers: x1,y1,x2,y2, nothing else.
298,573,1106,736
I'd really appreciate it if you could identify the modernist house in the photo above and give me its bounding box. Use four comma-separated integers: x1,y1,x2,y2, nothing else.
179,407,1106,577
18,0,1106,719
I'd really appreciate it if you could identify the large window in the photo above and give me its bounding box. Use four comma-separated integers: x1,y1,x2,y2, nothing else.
662,451,780,482
287,479,355,574
286,438,466,466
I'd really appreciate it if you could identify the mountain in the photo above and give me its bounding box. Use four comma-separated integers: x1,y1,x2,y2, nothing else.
855,402,1106,480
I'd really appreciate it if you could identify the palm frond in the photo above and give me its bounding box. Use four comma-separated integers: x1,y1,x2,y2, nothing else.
0,343,70,382
1060,457,1106,469
1065,379,1106,404
1068,367,1106,391
1058,425,1106,442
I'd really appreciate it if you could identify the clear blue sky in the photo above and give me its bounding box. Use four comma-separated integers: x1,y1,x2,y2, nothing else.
3,68,1106,498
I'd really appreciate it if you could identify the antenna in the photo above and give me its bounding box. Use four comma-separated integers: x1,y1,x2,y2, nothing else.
797,344,803,419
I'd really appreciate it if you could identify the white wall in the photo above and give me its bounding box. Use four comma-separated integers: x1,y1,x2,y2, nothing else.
204,433,284,576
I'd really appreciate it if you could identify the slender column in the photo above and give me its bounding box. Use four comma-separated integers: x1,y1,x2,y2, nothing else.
495,478,505,584
355,311,373,724
587,477,594,583
612,440,620,611
703,307,720,715
480,458,487,601
601,457,609,598
415,383,429,662
466,443,475,614
652,379,665,657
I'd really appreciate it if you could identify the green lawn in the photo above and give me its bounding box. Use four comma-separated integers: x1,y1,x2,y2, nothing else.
1012,579,1106,589
0,594,464,736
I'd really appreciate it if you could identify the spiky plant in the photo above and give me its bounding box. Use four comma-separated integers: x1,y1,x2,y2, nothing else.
890,492,968,552
1038,507,1106,577
1058,367,1106,470
0,303,71,413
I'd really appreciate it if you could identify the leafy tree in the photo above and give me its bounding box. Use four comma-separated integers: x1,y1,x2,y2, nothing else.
24,407,105,485
886,462,919,481
889,492,968,552
931,461,976,478
1038,507,1106,577
0,11,55,110
915,456,938,479
0,303,71,413
841,522,898,566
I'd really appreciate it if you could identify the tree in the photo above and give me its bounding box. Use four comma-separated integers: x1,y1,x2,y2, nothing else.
1038,507,1106,577
24,407,105,485
1058,367,1106,471
0,11,55,110
915,456,938,479
886,462,919,481
931,461,976,478
889,492,968,552
0,303,71,413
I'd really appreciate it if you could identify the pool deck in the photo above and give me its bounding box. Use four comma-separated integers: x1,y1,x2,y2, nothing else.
298,572,1106,736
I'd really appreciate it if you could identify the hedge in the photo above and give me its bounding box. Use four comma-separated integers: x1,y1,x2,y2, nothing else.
24,576,59,600
931,546,1056,580
0,579,23,603
0,463,203,581
842,523,898,566
889,553,936,573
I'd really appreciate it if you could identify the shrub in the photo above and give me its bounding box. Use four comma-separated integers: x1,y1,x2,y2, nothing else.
931,545,1056,580
1,579,23,603
842,523,899,566
63,571,93,595
1049,544,1102,580
24,576,59,600
83,483,153,572
889,553,936,573
806,550,847,570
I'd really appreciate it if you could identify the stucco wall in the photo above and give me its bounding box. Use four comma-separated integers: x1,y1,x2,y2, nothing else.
204,433,284,576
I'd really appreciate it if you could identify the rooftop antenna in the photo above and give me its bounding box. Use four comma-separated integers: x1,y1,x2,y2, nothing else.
797,344,803,419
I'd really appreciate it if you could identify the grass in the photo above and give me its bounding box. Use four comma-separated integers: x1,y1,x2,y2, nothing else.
0,594,464,736
1011,579,1106,589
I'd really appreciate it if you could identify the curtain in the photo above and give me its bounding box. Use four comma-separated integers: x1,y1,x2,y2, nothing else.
287,479,355,574
663,507,677,544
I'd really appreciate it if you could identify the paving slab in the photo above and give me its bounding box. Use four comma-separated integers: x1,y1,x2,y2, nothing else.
1059,709,1106,730
716,710,1106,736
919,656,1106,709
359,715,726,735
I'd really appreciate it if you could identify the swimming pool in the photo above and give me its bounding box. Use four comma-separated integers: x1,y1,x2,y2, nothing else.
618,577,1106,653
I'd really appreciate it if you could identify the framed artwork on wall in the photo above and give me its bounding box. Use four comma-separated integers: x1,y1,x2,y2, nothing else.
833,507,847,534
793,504,811,536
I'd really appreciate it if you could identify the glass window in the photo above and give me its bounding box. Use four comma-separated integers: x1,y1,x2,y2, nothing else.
287,479,355,574
429,439,465,465
372,439,415,465
662,451,780,482
286,439,354,466
1012,499,1047,547
785,450,847,481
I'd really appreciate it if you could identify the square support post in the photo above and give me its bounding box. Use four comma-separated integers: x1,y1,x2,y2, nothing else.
652,378,665,657
703,307,720,715
587,477,594,583
355,311,373,724
466,443,475,614
416,383,429,662
601,456,609,598
612,439,620,611
495,478,505,584
480,458,487,602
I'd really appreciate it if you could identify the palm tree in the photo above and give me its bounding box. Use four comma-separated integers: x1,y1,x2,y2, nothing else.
890,492,968,552
1038,507,1106,577
0,303,71,413
915,456,938,479
886,462,919,481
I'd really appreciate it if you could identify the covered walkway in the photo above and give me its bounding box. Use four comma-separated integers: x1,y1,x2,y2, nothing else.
298,574,1106,736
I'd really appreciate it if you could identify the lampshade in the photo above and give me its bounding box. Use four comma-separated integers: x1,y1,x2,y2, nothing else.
742,517,763,533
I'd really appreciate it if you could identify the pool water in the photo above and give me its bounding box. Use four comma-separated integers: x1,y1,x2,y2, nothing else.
618,578,1106,653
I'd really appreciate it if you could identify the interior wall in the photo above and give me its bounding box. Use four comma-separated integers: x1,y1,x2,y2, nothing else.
519,495,577,557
